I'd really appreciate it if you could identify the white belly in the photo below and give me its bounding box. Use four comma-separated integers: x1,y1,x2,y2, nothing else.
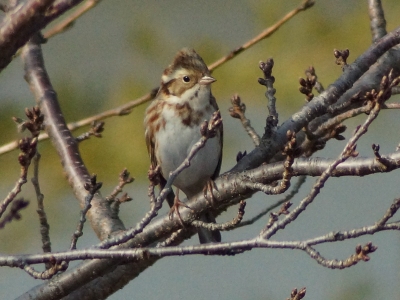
155,113,220,196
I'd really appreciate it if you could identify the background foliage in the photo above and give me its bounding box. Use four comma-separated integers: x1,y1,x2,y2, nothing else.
0,1,399,299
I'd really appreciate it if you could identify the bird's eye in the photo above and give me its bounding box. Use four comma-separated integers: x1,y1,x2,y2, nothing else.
183,76,191,83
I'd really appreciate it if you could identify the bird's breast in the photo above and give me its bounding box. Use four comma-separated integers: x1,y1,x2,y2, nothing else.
155,105,220,195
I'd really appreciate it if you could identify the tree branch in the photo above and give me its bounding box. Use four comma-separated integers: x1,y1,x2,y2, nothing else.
232,25,400,172
21,33,125,240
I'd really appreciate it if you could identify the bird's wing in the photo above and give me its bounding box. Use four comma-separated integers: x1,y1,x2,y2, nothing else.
210,94,223,180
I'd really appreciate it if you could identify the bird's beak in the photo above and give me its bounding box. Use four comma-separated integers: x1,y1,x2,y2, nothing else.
199,75,216,85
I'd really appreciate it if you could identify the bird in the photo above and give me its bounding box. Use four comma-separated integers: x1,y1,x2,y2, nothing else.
144,48,222,243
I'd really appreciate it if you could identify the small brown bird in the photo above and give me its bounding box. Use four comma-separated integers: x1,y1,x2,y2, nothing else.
144,48,222,243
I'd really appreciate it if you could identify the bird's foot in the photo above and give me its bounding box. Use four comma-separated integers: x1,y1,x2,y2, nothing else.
168,189,191,227
203,179,218,207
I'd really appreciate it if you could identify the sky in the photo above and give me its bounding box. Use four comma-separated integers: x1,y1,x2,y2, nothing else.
1,1,400,299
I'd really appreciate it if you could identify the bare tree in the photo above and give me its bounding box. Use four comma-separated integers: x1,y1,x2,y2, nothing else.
1,0,400,299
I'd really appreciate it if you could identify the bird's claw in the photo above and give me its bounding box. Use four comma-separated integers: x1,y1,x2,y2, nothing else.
168,189,191,227
203,179,218,207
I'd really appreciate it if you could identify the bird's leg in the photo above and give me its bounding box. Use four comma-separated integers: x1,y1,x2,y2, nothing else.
203,179,218,207
168,189,191,227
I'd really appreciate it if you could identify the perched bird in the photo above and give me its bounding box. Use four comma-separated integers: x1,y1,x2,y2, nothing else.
144,48,222,243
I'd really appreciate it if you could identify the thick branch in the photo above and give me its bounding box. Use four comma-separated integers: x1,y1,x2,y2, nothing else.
16,147,400,298
232,25,400,172
368,0,387,43
21,34,125,240
0,0,88,72
14,6,400,300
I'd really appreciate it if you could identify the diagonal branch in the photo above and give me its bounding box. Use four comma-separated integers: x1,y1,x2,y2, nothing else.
0,0,315,156
14,6,400,300
22,33,125,240
262,92,383,240
207,0,315,70
44,0,101,38
232,25,400,173
0,0,89,73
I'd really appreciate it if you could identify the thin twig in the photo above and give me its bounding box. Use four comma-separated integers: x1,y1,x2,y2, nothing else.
32,152,52,255
75,121,105,142
0,0,315,156
70,174,102,250
0,177,27,219
264,202,292,230
301,242,377,269
314,104,371,138
232,26,400,173
0,92,152,156
22,263,67,279
0,137,37,218
207,0,315,70
107,169,134,215
375,197,400,227
106,169,134,202
0,228,388,268
147,165,160,207
191,201,246,231
98,112,222,249
229,94,260,146
44,0,101,39
243,131,296,195
237,176,306,228
259,58,279,130
31,150,68,280
262,89,384,240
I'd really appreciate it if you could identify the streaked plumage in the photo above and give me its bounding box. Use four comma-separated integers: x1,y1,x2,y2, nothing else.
144,48,222,243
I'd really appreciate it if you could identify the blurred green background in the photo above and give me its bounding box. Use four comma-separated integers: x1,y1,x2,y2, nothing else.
1,0,400,299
